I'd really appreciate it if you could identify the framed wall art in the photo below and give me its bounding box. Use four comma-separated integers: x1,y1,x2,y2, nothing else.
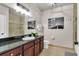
48,17,64,29
28,21,36,29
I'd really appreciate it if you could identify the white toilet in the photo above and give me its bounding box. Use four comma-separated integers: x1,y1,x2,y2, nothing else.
44,40,49,49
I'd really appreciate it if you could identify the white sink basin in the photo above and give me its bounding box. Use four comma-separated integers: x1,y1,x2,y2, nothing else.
22,37,35,40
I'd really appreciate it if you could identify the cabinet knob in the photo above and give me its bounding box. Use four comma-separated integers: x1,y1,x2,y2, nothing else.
10,53,13,56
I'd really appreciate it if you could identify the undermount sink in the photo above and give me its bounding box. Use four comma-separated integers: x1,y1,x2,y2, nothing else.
22,37,35,40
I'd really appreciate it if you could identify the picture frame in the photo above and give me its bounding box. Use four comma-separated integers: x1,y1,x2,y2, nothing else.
48,17,64,29
28,21,36,29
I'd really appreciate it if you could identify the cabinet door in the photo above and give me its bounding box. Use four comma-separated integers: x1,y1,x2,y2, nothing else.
39,37,44,53
40,40,44,52
41,37,44,50
24,46,34,56
35,43,40,56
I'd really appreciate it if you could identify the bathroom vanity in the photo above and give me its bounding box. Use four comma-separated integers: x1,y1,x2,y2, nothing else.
0,36,44,56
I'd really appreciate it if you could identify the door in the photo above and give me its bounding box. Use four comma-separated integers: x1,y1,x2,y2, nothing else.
0,15,6,38
76,3,79,55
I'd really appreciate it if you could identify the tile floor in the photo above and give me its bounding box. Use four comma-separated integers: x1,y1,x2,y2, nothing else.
40,45,75,56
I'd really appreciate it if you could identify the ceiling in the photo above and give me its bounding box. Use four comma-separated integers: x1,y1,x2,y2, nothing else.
33,3,71,11
21,3,72,12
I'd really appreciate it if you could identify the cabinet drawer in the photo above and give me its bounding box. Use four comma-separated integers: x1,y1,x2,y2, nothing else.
24,42,34,50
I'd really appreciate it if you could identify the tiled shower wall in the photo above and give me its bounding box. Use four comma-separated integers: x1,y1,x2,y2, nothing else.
9,9,25,37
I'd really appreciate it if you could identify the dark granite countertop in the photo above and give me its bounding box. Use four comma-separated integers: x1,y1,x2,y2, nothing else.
0,35,43,53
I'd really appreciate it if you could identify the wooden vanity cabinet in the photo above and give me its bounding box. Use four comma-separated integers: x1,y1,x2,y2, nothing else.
0,36,44,56
23,41,34,56
23,36,44,56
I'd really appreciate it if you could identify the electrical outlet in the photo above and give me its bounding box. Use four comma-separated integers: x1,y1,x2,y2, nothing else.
53,38,55,40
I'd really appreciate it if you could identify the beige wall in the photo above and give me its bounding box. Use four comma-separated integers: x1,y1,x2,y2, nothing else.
41,4,74,48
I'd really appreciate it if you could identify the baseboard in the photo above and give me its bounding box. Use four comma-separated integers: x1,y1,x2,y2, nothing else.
49,44,74,50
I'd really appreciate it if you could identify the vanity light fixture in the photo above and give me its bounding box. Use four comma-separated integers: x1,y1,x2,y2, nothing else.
17,3,29,11
14,3,32,17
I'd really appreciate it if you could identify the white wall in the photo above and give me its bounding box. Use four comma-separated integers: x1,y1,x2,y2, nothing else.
0,4,9,37
42,4,73,48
